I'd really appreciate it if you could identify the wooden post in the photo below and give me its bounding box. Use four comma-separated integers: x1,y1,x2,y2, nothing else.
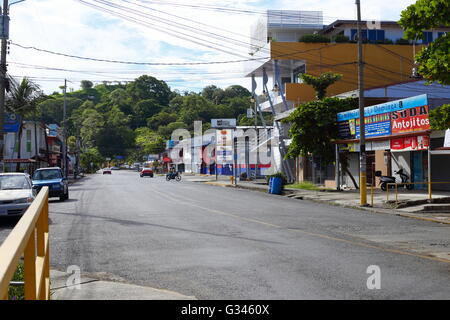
24,229,36,300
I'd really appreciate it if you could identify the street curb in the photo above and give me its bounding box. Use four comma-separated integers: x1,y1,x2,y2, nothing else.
202,181,450,226
397,213,450,225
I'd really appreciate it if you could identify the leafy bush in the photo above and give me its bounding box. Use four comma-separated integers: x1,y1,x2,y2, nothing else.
396,38,411,45
299,34,331,43
8,262,24,300
333,34,349,43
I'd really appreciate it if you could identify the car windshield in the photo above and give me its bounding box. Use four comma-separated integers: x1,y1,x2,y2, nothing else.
0,175,30,190
33,169,62,180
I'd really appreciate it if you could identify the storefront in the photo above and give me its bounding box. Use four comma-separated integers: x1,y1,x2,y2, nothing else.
336,94,433,189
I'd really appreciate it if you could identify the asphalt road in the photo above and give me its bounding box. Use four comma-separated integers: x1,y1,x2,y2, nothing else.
1,170,450,299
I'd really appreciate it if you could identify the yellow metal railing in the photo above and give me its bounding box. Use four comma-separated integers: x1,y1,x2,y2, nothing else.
386,182,450,204
0,187,50,300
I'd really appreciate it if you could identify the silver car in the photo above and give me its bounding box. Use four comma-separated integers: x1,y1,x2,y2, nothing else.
0,173,36,217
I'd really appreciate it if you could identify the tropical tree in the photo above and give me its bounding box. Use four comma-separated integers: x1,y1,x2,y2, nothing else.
6,77,43,170
299,72,342,100
283,97,359,188
399,0,450,84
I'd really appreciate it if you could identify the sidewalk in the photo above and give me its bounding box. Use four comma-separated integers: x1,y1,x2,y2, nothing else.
50,270,196,300
185,174,450,225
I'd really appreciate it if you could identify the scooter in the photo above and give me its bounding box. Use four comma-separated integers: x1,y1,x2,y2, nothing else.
376,169,413,191
166,171,181,181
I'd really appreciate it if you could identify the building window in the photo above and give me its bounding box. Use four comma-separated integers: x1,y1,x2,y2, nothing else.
26,130,31,141
26,141,31,153
422,31,433,44
437,32,446,38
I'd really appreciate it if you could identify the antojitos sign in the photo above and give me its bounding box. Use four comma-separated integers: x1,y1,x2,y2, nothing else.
391,105,430,134
337,94,430,140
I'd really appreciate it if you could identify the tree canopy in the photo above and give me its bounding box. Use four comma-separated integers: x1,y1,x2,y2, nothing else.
399,0,450,84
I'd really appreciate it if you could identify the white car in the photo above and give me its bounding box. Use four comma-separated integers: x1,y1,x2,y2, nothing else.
0,173,36,217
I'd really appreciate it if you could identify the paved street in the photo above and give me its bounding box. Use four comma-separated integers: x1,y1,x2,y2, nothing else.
1,170,450,299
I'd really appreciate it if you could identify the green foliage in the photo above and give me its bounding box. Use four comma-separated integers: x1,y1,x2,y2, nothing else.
147,112,178,130
283,97,358,164
126,75,171,105
399,0,450,84
286,181,321,190
399,0,449,39
80,80,93,90
80,147,104,173
333,34,349,43
415,36,450,84
429,104,450,130
135,127,166,155
299,72,343,100
8,262,24,300
299,34,331,43
396,38,411,45
35,73,253,164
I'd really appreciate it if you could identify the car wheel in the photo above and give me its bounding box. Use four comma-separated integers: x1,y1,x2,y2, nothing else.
150,174,154,178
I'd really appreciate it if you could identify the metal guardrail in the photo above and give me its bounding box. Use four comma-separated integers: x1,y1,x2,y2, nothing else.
386,181,450,204
0,187,50,300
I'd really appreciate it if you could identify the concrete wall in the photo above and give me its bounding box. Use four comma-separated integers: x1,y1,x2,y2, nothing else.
391,151,412,183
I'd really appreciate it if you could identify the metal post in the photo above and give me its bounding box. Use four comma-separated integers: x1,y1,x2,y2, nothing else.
356,0,367,206
0,0,9,172
428,146,432,201
62,79,68,178
335,144,340,191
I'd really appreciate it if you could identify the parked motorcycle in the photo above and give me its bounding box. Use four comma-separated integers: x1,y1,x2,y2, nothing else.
166,172,181,181
375,169,413,191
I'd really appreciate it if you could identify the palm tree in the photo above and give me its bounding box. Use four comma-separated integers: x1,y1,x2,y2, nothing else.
6,77,43,171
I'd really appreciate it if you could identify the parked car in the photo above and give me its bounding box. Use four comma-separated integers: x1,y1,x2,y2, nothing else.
0,173,35,217
32,167,69,201
140,168,154,178
103,168,112,174
110,166,120,170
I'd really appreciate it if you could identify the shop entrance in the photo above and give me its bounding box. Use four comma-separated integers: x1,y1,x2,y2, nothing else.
411,150,428,190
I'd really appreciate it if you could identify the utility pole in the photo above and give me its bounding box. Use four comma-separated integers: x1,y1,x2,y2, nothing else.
0,0,9,172
62,79,68,178
356,0,367,206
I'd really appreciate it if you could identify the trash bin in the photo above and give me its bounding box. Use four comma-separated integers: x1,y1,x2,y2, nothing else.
268,177,282,195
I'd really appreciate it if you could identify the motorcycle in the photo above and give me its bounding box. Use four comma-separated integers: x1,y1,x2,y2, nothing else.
376,168,413,191
166,171,181,181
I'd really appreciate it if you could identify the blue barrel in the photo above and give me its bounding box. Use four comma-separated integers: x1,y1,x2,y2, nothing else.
269,177,282,195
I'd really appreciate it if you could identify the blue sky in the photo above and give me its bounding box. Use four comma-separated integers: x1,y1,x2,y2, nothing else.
8,0,418,94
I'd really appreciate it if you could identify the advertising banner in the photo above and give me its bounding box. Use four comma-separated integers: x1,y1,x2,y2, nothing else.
216,129,233,163
391,105,430,134
337,95,430,150
390,135,429,152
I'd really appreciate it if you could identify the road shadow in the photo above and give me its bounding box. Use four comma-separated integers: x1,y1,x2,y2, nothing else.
0,216,21,229
50,210,284,245
49,198,78,204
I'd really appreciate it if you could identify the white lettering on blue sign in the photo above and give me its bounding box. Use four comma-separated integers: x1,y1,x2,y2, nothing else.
337,94,428,122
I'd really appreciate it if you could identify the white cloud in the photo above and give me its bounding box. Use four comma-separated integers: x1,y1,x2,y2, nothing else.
7,0,417,94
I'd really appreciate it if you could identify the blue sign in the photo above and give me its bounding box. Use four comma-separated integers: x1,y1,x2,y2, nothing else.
337,94,428,121
115,155,124,160
4,113,21,133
